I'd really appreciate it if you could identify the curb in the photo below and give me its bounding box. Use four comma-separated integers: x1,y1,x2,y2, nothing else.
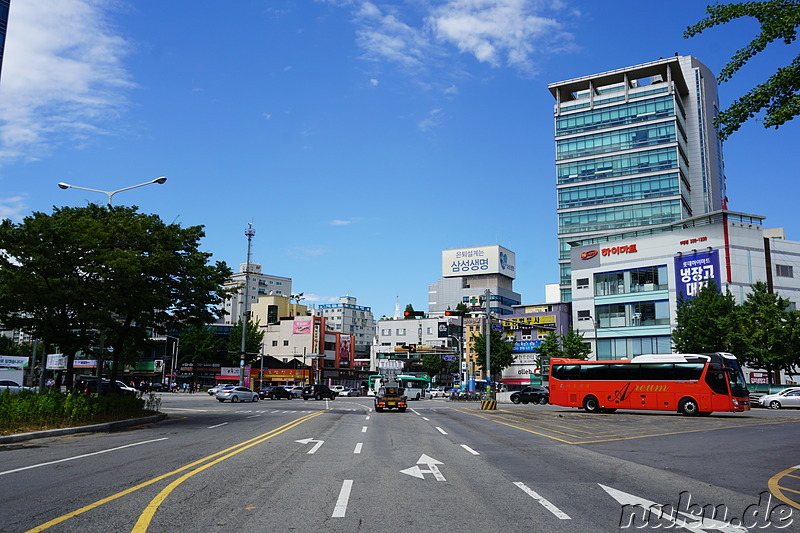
0,413,168,444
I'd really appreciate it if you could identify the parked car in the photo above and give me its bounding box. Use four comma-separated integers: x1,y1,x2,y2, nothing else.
261,386,293,400
340,388,360,397
330,385,346,394
759,388,800,409
287,386,304,398
149,382,170,392
115,381,139,395
302,384,337,400
216,386,259,403
510,386,549,405
0,380,32,394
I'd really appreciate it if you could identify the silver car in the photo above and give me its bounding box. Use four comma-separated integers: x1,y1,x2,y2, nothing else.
0,380,31,394
216,386,259,403
760,388,800,409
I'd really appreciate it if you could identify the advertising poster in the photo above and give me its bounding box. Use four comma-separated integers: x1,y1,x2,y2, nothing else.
674,249,720,299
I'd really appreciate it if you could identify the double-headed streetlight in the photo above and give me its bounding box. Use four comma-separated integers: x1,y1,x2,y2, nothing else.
58,177,167,205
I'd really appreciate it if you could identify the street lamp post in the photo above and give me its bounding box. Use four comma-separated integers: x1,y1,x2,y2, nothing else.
57,177,167,205
163,335,180,389
446,335,462,388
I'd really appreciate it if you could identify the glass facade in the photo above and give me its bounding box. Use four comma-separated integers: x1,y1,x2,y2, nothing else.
551,57,724,303
597,336,672,360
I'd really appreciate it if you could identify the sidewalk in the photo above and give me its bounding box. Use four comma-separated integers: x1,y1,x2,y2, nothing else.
0,413,168,444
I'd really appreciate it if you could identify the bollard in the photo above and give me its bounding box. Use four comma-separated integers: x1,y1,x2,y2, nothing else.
480,400,497,410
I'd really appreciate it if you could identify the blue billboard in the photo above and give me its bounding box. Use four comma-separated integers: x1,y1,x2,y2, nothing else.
674,249,721,299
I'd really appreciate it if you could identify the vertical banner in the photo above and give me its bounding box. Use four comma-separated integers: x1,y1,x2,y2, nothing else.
674,249,720,299
437,322,448,338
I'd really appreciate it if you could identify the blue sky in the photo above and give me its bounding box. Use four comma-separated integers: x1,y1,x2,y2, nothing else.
0,0,798,320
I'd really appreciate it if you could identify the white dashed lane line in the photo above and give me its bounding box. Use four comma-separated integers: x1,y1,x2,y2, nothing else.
332,480,354,518
514,482,571,520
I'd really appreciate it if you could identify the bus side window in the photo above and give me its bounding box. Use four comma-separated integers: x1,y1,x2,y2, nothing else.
705,371,728,395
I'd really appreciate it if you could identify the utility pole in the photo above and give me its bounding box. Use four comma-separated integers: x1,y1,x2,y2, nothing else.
239,223,255,386
484,288,491,396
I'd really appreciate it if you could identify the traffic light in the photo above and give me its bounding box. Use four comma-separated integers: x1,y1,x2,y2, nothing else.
444,310,464,317
404,311,425,318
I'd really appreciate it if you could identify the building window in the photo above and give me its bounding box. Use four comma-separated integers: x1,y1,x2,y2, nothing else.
381,329,391,336
776,264,793,278
577,309,592,320
576,278,589,289
283,340,289,346
396,329,406,335
272,341,278,347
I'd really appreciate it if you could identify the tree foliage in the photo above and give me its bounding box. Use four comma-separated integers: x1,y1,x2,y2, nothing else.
535,329,591,361
671,280,737,352
685,1,800,139
226,319,265,365
0,205,232,386
471,329,515,380
177,326,221,365
727,281,799,377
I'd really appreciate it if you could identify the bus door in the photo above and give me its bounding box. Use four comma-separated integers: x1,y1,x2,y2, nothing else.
704,368,732,412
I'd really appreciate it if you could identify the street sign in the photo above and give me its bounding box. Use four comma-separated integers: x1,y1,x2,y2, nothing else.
443,356,456,361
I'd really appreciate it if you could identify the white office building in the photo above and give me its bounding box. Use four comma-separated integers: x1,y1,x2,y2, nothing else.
550,56,726,303
570,211,800,360
313,296,376,348
218,263,292,325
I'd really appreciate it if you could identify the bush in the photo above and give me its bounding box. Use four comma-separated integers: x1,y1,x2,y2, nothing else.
0,389,160,435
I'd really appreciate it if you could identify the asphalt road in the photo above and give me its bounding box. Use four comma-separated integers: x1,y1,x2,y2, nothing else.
1,394,798,532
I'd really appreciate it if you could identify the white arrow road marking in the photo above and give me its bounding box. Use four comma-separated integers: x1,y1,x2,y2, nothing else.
599,484,747,533
332,480,353,518
514,482,571,520
400,454,446,481
295,437,324,454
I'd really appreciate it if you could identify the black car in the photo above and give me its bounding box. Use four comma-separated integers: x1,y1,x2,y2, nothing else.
259,386,293,400
301,384,337,400
510,386,549,405
74,376,135,396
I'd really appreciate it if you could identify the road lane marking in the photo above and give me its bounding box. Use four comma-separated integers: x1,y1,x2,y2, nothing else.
362,426,368,433
365,416,370,420
422,417,430,421
28,412,323,533
332,480,354,518
246,415,261,419
768,465,800,509
435,427,447,435
207,422,228,429
0,438,168,477
514,482,571,520
400,455,446,481
460,444,480,455
354,443,363,454
295,438,324,454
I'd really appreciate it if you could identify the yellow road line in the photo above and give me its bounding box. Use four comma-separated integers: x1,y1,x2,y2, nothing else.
769,466,800,509
450,407,798,445
27,412,323,533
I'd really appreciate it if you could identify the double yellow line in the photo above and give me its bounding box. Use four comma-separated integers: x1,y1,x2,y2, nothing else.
28,411,323,533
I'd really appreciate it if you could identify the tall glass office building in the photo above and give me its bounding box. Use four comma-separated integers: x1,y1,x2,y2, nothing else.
0,0,9,82
549,56,726,302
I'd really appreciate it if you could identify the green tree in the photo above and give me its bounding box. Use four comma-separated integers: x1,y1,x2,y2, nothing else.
672,280,737,352
421,351,458,385
471,329,515,381
177,325,221,365
0,205,232,387
536,330,563,361
561,328,592,360
226,319,265,365
727,281,798,381
685,1,800,139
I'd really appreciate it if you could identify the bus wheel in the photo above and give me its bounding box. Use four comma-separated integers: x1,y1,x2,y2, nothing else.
583,395,601,413
679,398,699,416
415,393,420,401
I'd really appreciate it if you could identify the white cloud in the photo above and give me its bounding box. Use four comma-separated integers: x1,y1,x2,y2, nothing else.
0,0,132,164
0,195,27,222
428,0,568,73
330,1,574,76
370,78,380,86
301,293,340,303
418,108,444,132
443,84,458,96
330,219,354,226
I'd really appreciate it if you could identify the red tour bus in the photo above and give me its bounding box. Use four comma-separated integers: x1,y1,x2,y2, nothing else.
548,352,751,416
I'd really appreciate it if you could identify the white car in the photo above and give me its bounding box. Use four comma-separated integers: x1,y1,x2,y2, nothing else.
208,385,234,396
216,386,259,403
115,381,139,394
330,385,346,394
0,380,32,393
427,387,449,398
759,388,800,409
